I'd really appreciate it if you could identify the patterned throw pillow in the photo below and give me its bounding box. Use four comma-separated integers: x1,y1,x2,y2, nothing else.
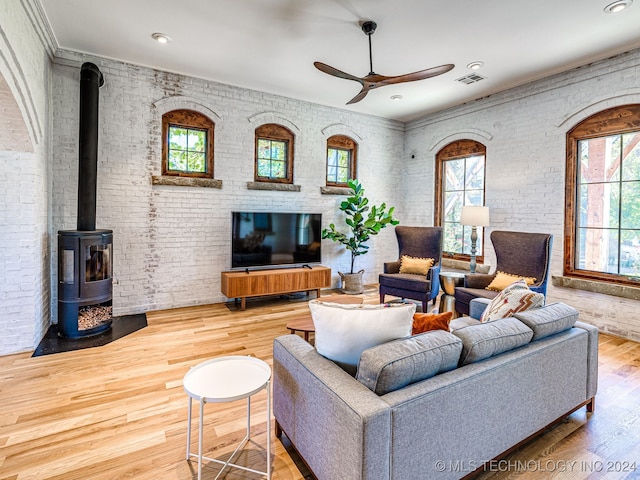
486,271,536,291
399,255,434,275
412,311,453,335
480,279,544,323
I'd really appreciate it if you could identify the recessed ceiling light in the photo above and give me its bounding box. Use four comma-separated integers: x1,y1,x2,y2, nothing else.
390,95,403,101
467,61,484,70
604,0,633,13
151,33,172,44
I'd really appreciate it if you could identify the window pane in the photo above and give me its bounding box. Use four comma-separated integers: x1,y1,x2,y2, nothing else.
271,160,285,178
621,230,640,275
327,165,337,183
578,136,620,184
621,132,640,181
577,228,619,273
443,222,463,253
465,191,484,207
444,191,463,223
444,159,464,191
169,150,187,171
338,150,350,168
271,141,286,160
188,152,206,172
169,127,188,150
337,167,349,183
327,148,338,167
621,181,640,229
578,183,619,229
465,156,485,190
258,139,271,159
189,129,206,153
257,159,271,177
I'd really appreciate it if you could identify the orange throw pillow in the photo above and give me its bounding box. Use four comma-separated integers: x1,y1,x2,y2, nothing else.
412,311,453,335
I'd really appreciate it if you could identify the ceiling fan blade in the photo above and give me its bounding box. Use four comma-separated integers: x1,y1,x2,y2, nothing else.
314,62,363,84
376,64,455,86
346,87,370,104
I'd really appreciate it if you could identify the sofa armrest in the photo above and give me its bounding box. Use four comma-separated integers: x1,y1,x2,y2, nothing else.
384,261,400,274
273,335,392,480
464,273,495,289
573,321,599,402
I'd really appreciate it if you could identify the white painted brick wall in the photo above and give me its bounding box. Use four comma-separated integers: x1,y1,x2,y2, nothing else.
0,0,52,355
50,51,406,318
405,48,640,342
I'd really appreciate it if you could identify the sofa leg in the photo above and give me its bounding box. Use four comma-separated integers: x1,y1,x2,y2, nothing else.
275,420,283,438
586,397,595,413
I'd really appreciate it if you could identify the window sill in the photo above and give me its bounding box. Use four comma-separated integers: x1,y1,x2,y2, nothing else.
152,176,222,189
552,275,640,301
247,182,301,192
321,186,352,195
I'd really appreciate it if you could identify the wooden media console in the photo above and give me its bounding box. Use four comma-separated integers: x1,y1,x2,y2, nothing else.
221,265,331,310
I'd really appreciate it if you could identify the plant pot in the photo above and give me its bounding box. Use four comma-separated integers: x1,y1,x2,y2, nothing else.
339,270,364,295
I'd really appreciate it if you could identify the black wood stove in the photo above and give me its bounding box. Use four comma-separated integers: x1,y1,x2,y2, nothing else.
57,62,113,338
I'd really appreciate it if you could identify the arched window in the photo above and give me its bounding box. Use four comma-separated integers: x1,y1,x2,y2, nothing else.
326,135,357,186
255,124,294,183
162,110,214,178
565,104,640,285
434,140,487,260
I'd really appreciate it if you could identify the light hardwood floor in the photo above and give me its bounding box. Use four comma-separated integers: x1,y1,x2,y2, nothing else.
1,287,639,480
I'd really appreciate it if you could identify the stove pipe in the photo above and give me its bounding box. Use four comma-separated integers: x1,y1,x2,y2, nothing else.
77,62,104,231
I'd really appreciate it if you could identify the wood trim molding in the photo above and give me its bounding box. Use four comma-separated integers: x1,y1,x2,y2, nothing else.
326,134,357,187
161,109,214,179
254,123,295,184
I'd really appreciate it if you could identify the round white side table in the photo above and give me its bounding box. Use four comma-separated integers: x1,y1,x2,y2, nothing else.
183,355,272,480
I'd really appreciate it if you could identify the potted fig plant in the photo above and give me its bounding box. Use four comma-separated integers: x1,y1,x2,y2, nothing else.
322,179,399,294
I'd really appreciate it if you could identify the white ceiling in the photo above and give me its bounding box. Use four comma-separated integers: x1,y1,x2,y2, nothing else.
38,0,640,122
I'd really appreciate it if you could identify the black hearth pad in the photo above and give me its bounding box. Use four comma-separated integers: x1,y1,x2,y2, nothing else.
32,314,147,357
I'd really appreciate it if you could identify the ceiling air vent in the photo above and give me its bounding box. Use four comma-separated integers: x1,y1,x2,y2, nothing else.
455,73,486,84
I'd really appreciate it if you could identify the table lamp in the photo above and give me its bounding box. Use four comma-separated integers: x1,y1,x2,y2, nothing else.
460,206,490,274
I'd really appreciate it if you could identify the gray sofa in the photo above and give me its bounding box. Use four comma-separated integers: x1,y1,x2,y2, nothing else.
273,303,598,480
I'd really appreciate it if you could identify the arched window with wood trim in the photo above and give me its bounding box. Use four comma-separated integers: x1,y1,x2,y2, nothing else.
565,104,640,285
326,134,357,186
255,124,294,183
434,140,487,260
162,109,214,178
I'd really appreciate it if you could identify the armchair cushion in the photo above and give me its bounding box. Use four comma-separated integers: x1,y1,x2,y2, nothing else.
399,256,434,275
486,271,536,291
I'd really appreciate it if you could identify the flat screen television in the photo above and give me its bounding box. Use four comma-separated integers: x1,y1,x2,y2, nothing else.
231,212,322,269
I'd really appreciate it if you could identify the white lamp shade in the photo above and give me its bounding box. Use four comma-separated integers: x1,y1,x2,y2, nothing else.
460,206,490,226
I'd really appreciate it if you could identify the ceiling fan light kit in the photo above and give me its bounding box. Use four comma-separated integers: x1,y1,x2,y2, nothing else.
314,20,454,104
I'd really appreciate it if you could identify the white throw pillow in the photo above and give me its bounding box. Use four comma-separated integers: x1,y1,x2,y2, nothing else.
309,300,416,375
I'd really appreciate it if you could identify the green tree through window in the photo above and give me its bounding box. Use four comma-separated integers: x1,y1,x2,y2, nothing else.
435,140,486,261
168,126,206,173
565,104,640,286
161,109,214,179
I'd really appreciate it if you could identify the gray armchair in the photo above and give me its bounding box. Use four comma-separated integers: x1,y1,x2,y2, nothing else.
379,226,443,312
454,230,553,316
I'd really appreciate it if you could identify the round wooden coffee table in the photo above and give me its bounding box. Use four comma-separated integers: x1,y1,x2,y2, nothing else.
286,294,363,342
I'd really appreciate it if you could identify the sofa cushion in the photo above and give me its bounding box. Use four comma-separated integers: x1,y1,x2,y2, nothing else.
514,302,578,340
480,280,544,323
451,317,534,366
399,255,434,275
309,300,415,375
412,311,453,335
486,271,536,291
356,330,463,395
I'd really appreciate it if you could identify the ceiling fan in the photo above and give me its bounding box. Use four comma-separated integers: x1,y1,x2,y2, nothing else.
314,20,455,105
